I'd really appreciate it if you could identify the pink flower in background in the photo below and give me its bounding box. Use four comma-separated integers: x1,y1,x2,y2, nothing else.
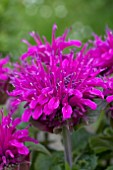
102,77,113,118
0,110,37,169
104,78,113,104
0,56,11,105
0,56,19,113
87,28,113,75
0,56,10,89
10,29,104,132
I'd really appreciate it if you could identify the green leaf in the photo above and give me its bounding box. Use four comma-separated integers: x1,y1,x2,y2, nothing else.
65,162,71,170
34,151,64,170
89,135,113,153
52,152,64,165
71,127,92,152
106,166,113,170
35,154,52,170
26,142,51,156
104,127,113,136
89,136,109,153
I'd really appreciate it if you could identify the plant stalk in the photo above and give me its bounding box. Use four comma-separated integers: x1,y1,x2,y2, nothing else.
62,126,72,169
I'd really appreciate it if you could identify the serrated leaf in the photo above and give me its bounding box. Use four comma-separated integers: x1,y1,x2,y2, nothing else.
26,142,51,156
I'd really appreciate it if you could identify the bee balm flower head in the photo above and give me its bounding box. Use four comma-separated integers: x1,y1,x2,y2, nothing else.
10,25,104,132
0,110,37,169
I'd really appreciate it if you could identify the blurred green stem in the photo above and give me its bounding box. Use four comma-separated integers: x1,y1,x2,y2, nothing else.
62,126,72,169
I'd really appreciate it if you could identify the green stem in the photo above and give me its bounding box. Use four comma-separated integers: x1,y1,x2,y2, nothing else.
62,126,72,169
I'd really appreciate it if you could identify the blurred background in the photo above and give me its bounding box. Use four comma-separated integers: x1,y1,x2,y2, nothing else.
0,0,113,60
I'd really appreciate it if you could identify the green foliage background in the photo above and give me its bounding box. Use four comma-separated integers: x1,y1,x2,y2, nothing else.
0,0,113,60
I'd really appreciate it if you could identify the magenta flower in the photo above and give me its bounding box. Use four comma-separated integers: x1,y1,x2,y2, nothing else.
0,110,37,169
0,56,10,89
9,25,105,132
101,77,113,119
104,78,113,103
0,56,11,105
87,28,113,75
20,24,81,63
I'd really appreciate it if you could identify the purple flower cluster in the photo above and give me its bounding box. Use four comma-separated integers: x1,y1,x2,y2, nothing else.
83,28,113,119
9,25,105,132
87,28,113,75
86,28,113,108
0,110,36,169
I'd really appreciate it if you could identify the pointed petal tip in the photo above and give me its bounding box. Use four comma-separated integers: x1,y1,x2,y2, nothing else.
53,24,57,31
